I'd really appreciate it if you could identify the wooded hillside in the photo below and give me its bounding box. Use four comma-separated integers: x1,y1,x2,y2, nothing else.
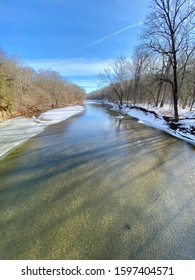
0,49,85,121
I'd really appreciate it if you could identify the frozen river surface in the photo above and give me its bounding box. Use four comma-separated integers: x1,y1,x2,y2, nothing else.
0,103,195,259
0,106,83,157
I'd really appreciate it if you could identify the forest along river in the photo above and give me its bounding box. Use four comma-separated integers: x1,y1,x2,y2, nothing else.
0,103,195,260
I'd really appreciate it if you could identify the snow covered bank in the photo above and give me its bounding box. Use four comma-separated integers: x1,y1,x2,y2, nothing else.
112,103,195,145
0,105,84,158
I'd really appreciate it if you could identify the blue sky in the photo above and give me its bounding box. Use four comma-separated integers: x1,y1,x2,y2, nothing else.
0,0,150,93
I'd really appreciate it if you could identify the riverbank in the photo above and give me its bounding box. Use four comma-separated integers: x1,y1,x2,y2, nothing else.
0,105,84,158
0,102,84,122
111,103,195,145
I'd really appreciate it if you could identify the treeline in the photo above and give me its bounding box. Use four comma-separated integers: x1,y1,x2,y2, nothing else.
88,53,195,109
0,48,85,120
88,0,195,121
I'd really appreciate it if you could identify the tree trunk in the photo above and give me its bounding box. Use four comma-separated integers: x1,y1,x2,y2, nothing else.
155,81,163,107
172,34,179,122
172,84,179,122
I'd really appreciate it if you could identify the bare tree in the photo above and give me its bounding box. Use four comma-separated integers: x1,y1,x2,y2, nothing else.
130,46,151,104
100,56,131,108
142,0,195,121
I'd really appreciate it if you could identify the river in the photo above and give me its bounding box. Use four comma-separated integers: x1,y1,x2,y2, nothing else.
0,103,195,259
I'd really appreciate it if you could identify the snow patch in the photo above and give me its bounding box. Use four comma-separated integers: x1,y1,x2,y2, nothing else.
0,105,84,158
112,104,195,145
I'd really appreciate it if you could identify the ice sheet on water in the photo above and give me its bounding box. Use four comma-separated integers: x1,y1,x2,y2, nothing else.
0,105,83,157
36,106,83,123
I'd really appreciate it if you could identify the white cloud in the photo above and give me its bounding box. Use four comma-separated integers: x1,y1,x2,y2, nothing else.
26,57,110,76
25,57,108,92
70,78,101,93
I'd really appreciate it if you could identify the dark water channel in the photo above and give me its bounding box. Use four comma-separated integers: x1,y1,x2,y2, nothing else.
0,103,195,259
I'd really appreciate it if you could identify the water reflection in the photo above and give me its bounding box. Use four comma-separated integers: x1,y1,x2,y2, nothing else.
0,103,195,259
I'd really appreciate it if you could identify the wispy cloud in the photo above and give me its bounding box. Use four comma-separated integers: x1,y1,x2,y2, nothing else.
26,57,109,92
71,79,100,93
67,21,143,54
26,57,110,76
